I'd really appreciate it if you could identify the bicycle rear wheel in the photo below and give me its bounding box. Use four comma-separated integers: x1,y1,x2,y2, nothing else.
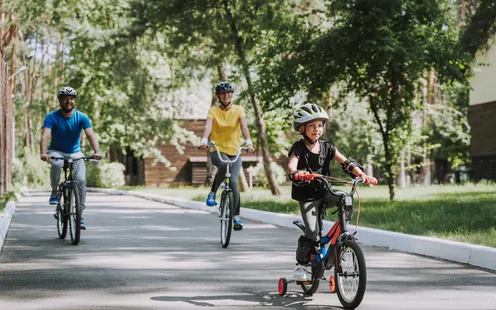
335,239,367,309
220,191,234,248
68,185,81,245
56,189,67,239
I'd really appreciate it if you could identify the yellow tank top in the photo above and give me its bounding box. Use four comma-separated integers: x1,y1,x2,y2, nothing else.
208,105,245,156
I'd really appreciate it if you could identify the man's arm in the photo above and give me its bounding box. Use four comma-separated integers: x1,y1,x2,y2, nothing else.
40,127,52,163
84,127,103,160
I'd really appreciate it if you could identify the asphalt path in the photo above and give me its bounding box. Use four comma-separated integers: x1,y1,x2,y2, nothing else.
1,191,495,310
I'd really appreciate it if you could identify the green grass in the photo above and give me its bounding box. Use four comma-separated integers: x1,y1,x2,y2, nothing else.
126,183,496,248
0,191,17,212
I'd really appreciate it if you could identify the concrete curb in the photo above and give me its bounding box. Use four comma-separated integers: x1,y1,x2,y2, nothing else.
92,188,495,271
0,200,16,255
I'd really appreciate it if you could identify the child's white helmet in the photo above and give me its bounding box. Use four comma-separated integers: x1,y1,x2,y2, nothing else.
293,103,329,131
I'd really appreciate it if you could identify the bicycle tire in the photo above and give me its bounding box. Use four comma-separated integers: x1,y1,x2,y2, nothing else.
220,191,234,248
301,264,321,295
68,184,81,245
56,189,68,239
335,239,367,309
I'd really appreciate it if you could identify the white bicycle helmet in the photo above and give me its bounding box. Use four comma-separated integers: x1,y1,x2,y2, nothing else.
293,103,329,131
57,86,77,98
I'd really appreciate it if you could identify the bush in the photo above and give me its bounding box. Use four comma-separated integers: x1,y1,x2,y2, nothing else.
246,161,287,188
13,157,26,187
86,161,125,188
22,147,50,189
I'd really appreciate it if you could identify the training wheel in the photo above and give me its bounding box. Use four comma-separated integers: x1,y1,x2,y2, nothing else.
329,276,336,293
278,278,288,295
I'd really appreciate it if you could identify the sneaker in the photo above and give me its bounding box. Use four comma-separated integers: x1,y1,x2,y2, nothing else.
293,265,308,282
80,218,87,230
49,194,59,205
206,192,217,207
233,218,243,231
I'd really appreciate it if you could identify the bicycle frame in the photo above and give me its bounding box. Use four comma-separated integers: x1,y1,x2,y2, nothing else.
302,177,362,269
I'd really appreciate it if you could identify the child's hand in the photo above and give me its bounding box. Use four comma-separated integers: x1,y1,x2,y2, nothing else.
358,173,378,185
289,170,312,182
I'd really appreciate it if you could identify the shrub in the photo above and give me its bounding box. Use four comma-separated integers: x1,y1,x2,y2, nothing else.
13,157,26,187
22,147,50,189
246,161,287,188
86,161,125,188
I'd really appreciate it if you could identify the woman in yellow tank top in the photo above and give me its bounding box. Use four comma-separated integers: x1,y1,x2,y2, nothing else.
199,82,255,231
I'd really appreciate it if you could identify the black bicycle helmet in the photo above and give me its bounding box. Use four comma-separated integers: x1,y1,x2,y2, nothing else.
57,86,77,98
215,81,234,94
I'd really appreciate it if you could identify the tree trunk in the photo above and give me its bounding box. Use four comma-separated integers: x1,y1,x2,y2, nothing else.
238,166,250,192
222,0,281,196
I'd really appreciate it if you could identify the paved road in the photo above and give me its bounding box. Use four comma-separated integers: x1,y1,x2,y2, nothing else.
1,192,495,310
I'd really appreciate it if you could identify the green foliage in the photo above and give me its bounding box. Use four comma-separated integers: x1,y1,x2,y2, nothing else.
0,191,18,212
259,0,472,198
12,157,26,187
247,161,287,188
86,161,125,188
21,147,50,189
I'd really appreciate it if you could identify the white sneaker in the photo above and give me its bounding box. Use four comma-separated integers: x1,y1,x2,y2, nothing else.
293,265,308,282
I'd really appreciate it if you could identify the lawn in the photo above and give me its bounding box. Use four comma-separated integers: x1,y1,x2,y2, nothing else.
126,182,496,248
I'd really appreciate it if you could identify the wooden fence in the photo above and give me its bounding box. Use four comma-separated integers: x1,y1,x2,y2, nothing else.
0,57,13,195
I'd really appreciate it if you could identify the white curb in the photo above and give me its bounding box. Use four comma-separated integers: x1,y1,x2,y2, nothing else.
88,188,496,271
0,200,16,255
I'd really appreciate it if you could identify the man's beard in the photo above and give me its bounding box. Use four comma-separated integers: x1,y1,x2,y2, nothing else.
61,105,74,113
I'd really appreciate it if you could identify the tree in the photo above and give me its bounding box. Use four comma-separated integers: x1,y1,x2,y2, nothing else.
143,0,291,195
262,0,471,199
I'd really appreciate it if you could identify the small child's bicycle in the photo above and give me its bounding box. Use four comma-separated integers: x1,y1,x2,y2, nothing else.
278,174,367,309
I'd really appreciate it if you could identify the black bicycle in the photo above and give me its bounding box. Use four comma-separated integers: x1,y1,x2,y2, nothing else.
278,174,367,309
51,156,97,245
206,142,247,248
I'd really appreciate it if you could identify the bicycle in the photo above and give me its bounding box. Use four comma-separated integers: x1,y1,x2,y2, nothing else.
278,173,367,309
51,156,98,245
204,141,248,248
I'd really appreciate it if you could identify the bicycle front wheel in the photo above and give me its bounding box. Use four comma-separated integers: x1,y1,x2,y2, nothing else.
56,189,67,239
68,185,81,245
220,191,234,248
335,239,367,309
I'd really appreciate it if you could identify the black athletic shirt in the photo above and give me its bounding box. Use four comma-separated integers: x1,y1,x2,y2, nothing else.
288,139,336,201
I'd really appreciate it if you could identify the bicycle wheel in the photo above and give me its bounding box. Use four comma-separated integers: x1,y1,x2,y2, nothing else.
300,264,321,295
56,189,67,239
220,191,234,248
335,239,367,309
68,185,81,245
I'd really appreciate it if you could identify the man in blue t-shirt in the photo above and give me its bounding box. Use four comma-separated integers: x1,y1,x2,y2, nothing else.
40,86,103,230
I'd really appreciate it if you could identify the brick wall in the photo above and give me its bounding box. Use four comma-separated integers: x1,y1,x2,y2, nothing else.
143,119,289,187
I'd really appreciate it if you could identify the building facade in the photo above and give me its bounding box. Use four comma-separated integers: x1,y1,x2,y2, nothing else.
469,43,496,181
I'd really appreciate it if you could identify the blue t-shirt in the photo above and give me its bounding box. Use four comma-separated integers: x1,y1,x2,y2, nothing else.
42,109,92,153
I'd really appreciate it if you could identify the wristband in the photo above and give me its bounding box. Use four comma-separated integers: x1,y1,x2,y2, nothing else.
200,137,208,145
246,138,253,146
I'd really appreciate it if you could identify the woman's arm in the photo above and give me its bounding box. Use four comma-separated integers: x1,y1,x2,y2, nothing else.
240,116,254,152
199,117,213,150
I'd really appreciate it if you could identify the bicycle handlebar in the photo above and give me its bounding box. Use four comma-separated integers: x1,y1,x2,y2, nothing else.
50,156,99,163
293,173,364,197
205,141,248,164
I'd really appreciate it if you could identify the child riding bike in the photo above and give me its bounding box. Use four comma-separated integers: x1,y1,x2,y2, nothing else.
287,103,377,282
